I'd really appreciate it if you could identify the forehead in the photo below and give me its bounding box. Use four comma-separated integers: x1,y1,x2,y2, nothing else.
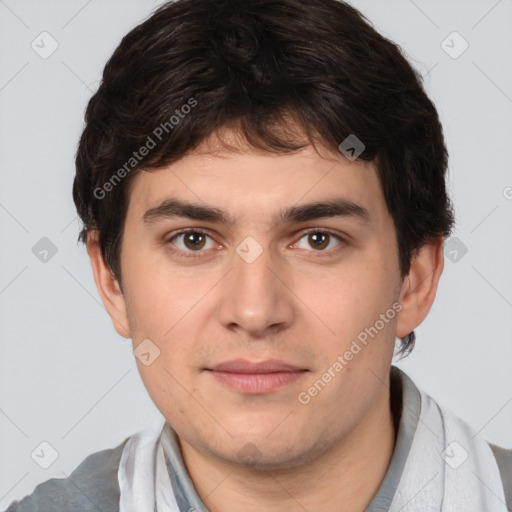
126,136,388,232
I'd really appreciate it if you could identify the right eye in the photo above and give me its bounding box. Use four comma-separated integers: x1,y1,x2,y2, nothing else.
165,229,219,257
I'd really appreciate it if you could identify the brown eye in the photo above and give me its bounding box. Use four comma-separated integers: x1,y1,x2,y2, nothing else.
308,232,330,250
183,232,207,250
294,230,345,254
167,230,216,256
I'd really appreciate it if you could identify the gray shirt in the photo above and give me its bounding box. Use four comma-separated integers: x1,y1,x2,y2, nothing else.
4,366,511,511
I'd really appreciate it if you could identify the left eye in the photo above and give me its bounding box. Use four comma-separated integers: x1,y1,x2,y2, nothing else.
294,231,343,252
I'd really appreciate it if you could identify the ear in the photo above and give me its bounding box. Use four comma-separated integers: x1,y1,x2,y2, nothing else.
396,235,445,338
86,230,131,339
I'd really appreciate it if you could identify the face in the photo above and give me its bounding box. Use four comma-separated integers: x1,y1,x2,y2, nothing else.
101,132,410,469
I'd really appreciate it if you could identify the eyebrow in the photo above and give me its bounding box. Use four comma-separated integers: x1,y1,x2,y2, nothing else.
142,196,371,228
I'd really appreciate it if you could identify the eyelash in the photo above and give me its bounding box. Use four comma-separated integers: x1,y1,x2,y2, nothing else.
164,228,349,259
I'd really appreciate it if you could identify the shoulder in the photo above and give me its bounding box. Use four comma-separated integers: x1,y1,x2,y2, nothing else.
3,437,130,512
489,442,512,509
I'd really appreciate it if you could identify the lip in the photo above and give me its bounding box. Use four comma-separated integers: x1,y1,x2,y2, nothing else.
204,359,308,394
206,358,306,373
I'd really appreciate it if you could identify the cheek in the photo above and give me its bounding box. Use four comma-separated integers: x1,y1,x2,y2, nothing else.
123,252,204,338
312,256,398,351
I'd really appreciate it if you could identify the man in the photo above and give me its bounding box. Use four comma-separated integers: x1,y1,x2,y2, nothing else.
5,0,511,510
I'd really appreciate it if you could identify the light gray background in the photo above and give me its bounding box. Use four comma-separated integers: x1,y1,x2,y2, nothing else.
1,0,511,508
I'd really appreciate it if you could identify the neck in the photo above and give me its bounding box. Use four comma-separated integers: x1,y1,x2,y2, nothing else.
178,381,397,512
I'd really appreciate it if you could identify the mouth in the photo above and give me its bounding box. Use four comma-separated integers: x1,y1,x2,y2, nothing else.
204,358,309,394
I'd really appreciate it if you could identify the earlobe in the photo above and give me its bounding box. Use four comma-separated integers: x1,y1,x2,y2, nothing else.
395,236,445,338
86,231,131,339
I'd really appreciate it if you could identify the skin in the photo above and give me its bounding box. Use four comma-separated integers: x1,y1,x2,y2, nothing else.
87,128,444,512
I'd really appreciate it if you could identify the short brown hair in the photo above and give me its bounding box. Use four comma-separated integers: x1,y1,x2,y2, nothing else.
72,0,455,356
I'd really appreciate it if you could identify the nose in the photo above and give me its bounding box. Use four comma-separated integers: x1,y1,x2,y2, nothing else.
215,240,294,338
